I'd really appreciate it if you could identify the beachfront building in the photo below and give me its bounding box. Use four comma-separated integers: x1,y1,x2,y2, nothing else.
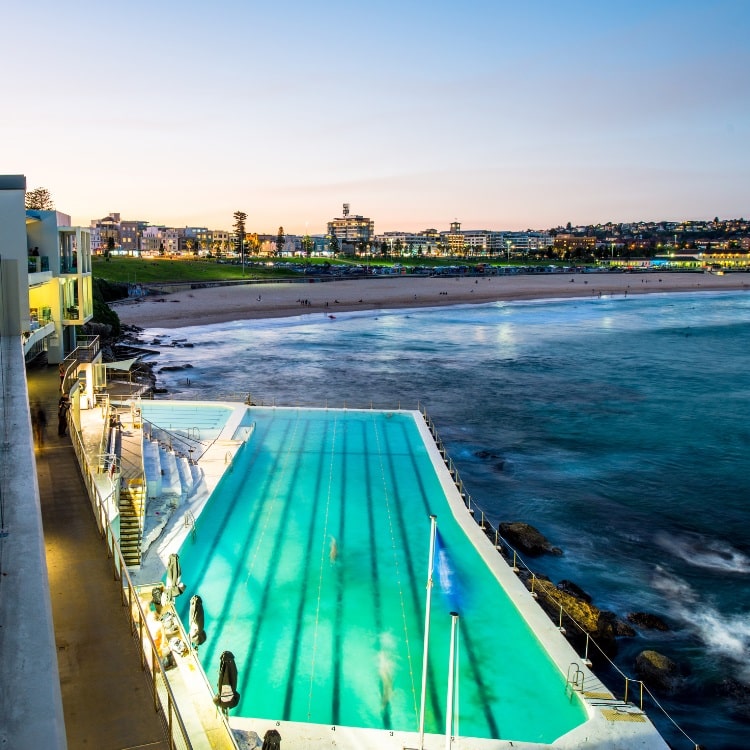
8,188,94,366
180,226,210,255
140,225,180,255
210,229,232,256
91,212,121,253
120,219,149,255
374,231,441,257
553,233,597,258
650,251,750,271
327,203,375,252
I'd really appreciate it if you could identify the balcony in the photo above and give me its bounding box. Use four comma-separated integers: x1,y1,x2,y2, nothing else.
71,335,100,362
28,255,50,273
63,306,80,323
60,259,79,275
29,307,52,330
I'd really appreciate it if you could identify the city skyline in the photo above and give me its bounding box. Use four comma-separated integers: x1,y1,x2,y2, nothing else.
4,1,749,233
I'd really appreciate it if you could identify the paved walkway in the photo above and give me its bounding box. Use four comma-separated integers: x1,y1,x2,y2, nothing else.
27,362,170,750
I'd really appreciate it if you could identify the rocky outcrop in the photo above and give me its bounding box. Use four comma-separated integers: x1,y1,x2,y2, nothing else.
499,522,562,556
159,363,194,372
634,650,682,693
627,611,671,631
557,579,591,603
522,574,622,657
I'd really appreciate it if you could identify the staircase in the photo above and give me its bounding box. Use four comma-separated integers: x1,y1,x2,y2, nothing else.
139,435,211,559
119,478,145,566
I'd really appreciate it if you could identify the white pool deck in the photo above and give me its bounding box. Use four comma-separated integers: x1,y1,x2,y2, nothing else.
80,399,670,750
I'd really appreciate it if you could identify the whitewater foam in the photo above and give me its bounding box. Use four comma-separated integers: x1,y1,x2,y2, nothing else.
655,532,750,574
653,567,750,681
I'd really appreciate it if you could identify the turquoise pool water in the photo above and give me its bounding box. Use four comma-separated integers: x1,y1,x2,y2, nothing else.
175,407,587,743
139,401,234,441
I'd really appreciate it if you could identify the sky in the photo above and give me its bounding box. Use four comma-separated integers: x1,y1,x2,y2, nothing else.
4,0,749,234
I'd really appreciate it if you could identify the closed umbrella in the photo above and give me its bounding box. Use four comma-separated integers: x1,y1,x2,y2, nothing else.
189,594,206,647
165,553,183,603
262,729,281,749
213,650,240,711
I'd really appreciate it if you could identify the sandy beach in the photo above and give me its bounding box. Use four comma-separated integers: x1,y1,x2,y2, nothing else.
114,272,750,329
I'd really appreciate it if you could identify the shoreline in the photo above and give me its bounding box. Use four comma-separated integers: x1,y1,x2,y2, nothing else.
113,272,750,329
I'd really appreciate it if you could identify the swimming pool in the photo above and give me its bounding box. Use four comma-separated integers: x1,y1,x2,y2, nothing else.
173,407,588,744
139,401,235,441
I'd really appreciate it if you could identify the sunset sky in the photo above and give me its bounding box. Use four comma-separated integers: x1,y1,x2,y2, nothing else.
4,0,749,234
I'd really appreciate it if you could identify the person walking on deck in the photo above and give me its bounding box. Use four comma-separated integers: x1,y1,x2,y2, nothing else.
58,396,71,437
33,402,48,447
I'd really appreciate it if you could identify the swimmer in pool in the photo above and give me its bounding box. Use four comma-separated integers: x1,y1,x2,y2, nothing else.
378,648,393,710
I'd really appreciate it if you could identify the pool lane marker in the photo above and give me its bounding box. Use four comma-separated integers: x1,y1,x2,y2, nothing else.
307,412,338,719
372,412,419,724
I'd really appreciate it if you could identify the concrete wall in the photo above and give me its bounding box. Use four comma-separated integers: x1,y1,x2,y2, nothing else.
0,176,29,335
0,338,67,749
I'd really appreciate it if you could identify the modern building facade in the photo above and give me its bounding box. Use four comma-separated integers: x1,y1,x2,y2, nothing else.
7,189,94,367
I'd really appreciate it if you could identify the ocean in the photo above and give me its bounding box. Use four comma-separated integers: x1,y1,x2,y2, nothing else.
139,289,750,749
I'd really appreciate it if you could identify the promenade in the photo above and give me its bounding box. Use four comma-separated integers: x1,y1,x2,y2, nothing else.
26,361,170,750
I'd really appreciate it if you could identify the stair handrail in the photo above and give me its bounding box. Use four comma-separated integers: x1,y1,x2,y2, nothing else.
141,417,221,464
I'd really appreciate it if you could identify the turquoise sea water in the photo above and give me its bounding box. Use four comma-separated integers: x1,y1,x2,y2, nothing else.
145,290,750,749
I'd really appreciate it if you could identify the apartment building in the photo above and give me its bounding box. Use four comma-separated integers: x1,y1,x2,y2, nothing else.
91,212,121,253
327,203,375,248
5,188,94,366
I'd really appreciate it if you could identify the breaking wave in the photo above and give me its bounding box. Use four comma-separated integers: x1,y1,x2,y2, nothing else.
655,532,750,574
653,567,750,682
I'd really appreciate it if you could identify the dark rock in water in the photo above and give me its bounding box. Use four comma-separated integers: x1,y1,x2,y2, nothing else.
159,364,194,372
474,450,500,460
523,576,619,658
557,579,591,603
153,387,169,394
473,450,509,472
612,617,636,638
500,522,562,556
627,612,671,631
714,678,750,721
634,650,682,694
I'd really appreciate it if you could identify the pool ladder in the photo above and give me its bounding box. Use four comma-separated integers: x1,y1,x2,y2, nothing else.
184,510,196,541
566,663,585,694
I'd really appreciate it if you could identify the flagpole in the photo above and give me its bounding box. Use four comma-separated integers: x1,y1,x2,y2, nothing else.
418,514,437,750
445,612,459,750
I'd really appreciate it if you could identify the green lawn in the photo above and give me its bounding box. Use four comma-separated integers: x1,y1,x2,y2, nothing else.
92,256,297,283
92,255,550,284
